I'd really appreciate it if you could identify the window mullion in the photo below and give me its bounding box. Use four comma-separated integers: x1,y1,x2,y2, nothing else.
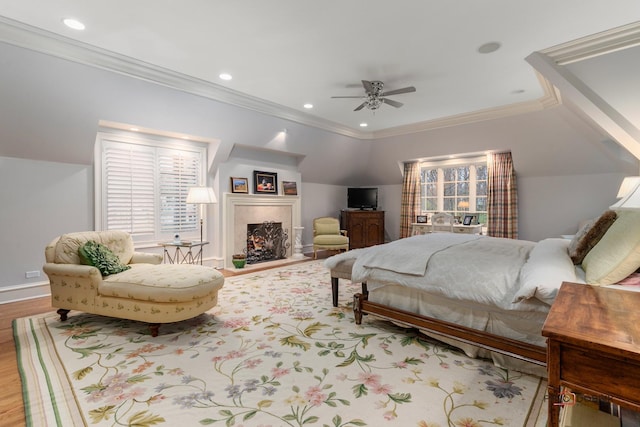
437,168,444,212
470,165,477,211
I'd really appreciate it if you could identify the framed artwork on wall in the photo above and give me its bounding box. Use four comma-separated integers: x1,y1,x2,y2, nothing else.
282,181,297,195
230,177,249,193
253,170,278,194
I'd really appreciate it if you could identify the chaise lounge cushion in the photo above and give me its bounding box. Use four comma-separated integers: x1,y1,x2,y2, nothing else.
54,231,135,265
101,264,224,303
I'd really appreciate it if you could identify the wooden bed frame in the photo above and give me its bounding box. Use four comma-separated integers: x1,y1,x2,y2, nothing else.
353,292,548,367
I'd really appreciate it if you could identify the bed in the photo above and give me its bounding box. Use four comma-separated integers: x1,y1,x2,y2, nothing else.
324,209,640,376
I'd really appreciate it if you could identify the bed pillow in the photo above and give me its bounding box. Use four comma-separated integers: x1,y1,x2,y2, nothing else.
78,240,131,276
567,210,617,264
582,210,640,285
513,238,578,305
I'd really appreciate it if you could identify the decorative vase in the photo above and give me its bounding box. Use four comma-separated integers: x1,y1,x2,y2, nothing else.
232,254,246,269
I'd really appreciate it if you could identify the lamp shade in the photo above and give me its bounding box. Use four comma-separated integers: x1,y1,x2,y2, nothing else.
611,181,640,210
616,176,640,198
186,187,217,204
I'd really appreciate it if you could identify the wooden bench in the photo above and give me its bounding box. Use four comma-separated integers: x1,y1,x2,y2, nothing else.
329,258,367,307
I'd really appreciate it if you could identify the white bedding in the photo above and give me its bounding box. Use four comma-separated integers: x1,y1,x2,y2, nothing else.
326,234,581,310
355,233,482,276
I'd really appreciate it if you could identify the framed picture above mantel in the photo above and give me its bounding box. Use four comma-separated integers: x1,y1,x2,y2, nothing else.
282,181,297,196
230,177,248,193
253,170,278,194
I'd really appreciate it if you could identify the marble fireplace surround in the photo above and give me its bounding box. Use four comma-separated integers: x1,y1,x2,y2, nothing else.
223,193,301,269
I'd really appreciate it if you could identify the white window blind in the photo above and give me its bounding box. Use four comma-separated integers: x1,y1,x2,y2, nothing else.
97,133,206,244
103,142,156,236
158,148,200,234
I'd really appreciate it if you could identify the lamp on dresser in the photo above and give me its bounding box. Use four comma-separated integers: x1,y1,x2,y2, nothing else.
186,186,217,243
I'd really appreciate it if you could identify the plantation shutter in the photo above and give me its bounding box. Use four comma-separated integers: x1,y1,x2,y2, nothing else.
158,148,200,234
103,141,156,237
99,133,206,243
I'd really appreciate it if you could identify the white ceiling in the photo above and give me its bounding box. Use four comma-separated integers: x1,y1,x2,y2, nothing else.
1,0,639,137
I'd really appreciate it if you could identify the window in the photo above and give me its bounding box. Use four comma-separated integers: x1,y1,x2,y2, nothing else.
420,156,487,224
95,132,207,244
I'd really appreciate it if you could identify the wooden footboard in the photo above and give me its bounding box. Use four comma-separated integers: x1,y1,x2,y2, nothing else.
353,292,547,366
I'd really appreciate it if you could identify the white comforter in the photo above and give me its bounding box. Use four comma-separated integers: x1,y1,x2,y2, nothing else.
325,234,578,310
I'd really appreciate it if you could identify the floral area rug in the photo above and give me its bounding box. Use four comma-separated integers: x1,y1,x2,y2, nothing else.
14,260,547,426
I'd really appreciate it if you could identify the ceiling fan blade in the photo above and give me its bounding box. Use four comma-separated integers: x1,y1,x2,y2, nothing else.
381,86,416,97
354,102,367,111
331,96,364,98
361,80,374,94
382,98,403,108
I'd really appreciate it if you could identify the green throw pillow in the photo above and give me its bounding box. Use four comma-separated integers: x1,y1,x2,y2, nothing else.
78,240,131,276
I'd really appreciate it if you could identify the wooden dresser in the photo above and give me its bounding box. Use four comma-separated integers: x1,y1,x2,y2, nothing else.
340,210,384,249
542,282,640,427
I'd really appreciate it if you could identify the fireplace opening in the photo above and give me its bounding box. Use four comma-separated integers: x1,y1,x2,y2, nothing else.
246,221,290,264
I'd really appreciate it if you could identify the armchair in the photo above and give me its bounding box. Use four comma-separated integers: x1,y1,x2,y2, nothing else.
313,217,349,259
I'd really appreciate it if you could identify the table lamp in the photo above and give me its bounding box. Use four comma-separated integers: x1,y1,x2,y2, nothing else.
616,176,640,198
611,179,640,210
457,200,470,210
186,186,217,243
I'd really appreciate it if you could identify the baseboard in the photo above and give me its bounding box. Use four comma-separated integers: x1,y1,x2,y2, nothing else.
0,281,50,304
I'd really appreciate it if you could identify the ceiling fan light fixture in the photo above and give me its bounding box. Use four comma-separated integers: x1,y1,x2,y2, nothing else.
332,79,415,112
366,95,383,110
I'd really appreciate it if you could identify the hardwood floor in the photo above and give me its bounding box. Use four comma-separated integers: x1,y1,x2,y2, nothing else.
0,257,317,426
0,296,53,426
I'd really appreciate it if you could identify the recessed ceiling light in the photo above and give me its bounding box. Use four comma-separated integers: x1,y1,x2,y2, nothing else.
360,123,368,127
129,127,139,132
62,18,85,30
219,73,232,81
477,42,501,54
303,103,313,109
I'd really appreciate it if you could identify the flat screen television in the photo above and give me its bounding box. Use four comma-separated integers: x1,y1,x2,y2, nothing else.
348,187,378,210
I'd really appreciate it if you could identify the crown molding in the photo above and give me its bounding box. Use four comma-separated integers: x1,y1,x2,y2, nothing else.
541,20,640,65
0,16,633,140
0,17,364,139
371,75,560,138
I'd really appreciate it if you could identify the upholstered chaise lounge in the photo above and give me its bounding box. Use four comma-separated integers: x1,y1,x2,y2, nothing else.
43,231,224,336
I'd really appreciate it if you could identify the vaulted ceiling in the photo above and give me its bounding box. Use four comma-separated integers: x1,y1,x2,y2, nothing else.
0,1,639,138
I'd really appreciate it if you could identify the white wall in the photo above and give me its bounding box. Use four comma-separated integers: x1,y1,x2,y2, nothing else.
518,173,623,241
0,156,93,300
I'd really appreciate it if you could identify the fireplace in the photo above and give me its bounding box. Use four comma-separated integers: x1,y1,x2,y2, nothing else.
246,221,289,264
223,193,301,269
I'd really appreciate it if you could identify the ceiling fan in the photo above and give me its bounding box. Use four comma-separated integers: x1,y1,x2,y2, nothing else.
331,80,416,111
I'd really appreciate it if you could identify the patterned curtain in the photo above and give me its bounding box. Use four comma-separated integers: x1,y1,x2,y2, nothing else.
400,161,421,238
487,152,518,239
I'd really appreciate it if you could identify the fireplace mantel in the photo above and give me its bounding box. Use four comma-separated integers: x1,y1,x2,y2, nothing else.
222,193,301,269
